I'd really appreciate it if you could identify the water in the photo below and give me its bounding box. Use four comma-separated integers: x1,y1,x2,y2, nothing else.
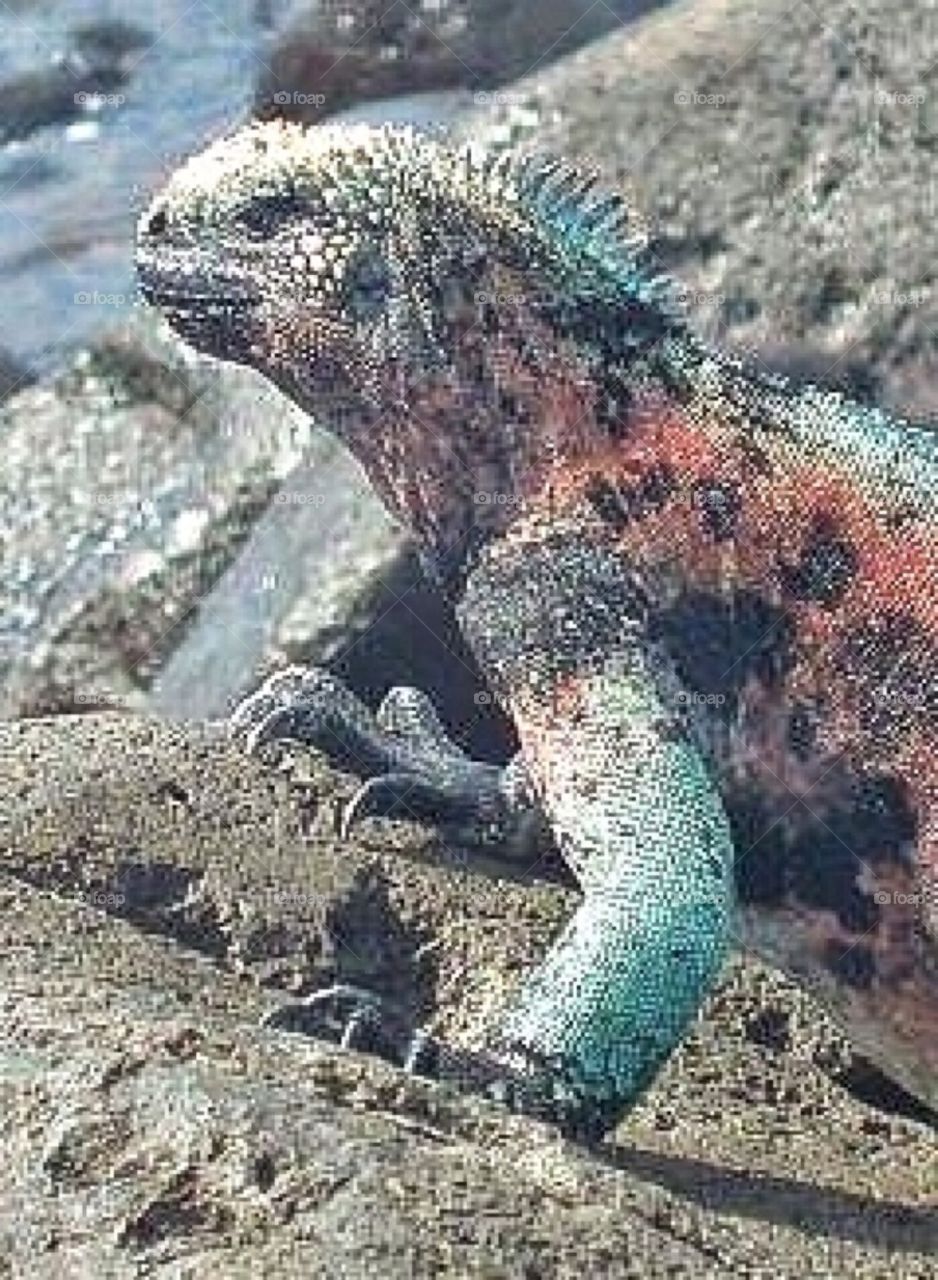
0,0,475,377
0,0,267,373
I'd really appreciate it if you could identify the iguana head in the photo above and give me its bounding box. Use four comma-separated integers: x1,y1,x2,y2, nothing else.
136,118,686,570
136,116,684,410
137,121,450,426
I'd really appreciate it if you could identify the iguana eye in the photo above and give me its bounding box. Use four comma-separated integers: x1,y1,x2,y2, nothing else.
237,187,307,237
341,247,392,322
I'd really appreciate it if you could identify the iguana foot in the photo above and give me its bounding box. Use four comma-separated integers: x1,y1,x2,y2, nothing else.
230,665,545,853
401,1029,627,1143
262,983,398,1057
263,982,617,1143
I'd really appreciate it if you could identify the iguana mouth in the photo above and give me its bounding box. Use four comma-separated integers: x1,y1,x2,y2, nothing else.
136,254,263,361
136,260,259,314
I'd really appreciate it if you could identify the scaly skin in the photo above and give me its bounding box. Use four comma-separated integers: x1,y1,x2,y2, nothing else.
136,120,938,1133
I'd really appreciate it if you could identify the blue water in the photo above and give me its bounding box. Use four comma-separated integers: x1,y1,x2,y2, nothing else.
0,0,474,376
0,0,268,372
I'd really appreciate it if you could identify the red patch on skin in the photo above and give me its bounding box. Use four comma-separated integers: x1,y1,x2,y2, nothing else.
522,396,938,648
517,385,936,626
505,383,938,913
511,381,936,627
505,671,602,811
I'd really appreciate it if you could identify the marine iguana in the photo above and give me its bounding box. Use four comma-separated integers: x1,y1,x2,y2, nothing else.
136,120,938,1141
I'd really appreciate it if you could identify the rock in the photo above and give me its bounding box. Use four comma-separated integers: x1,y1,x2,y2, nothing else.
0,308,308,719
0,883,705,1278
255,0,666,126
0,13,149,148
69,17,152,67
144,448,405,724
151,489,513,760
0,712,934,1275
455,0,938,421
0,61,123,146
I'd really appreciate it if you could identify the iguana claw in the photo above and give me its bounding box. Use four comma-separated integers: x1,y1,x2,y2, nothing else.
263,983,392,1054
230,665,546,854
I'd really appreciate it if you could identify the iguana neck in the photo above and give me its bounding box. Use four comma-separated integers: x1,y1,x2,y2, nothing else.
308,139,707,589
217,129,931,586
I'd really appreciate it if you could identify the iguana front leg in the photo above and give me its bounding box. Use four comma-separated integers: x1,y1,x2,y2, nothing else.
403,531,736,1139
230,664,545,852
248,534,735,1141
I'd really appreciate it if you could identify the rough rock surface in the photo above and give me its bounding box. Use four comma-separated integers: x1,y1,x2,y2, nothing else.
0,17,149,147
255,0,665,126
0,346,34,402
0,308,300,719
455,0,938,421
0,307,506,755
0,714,934,1276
